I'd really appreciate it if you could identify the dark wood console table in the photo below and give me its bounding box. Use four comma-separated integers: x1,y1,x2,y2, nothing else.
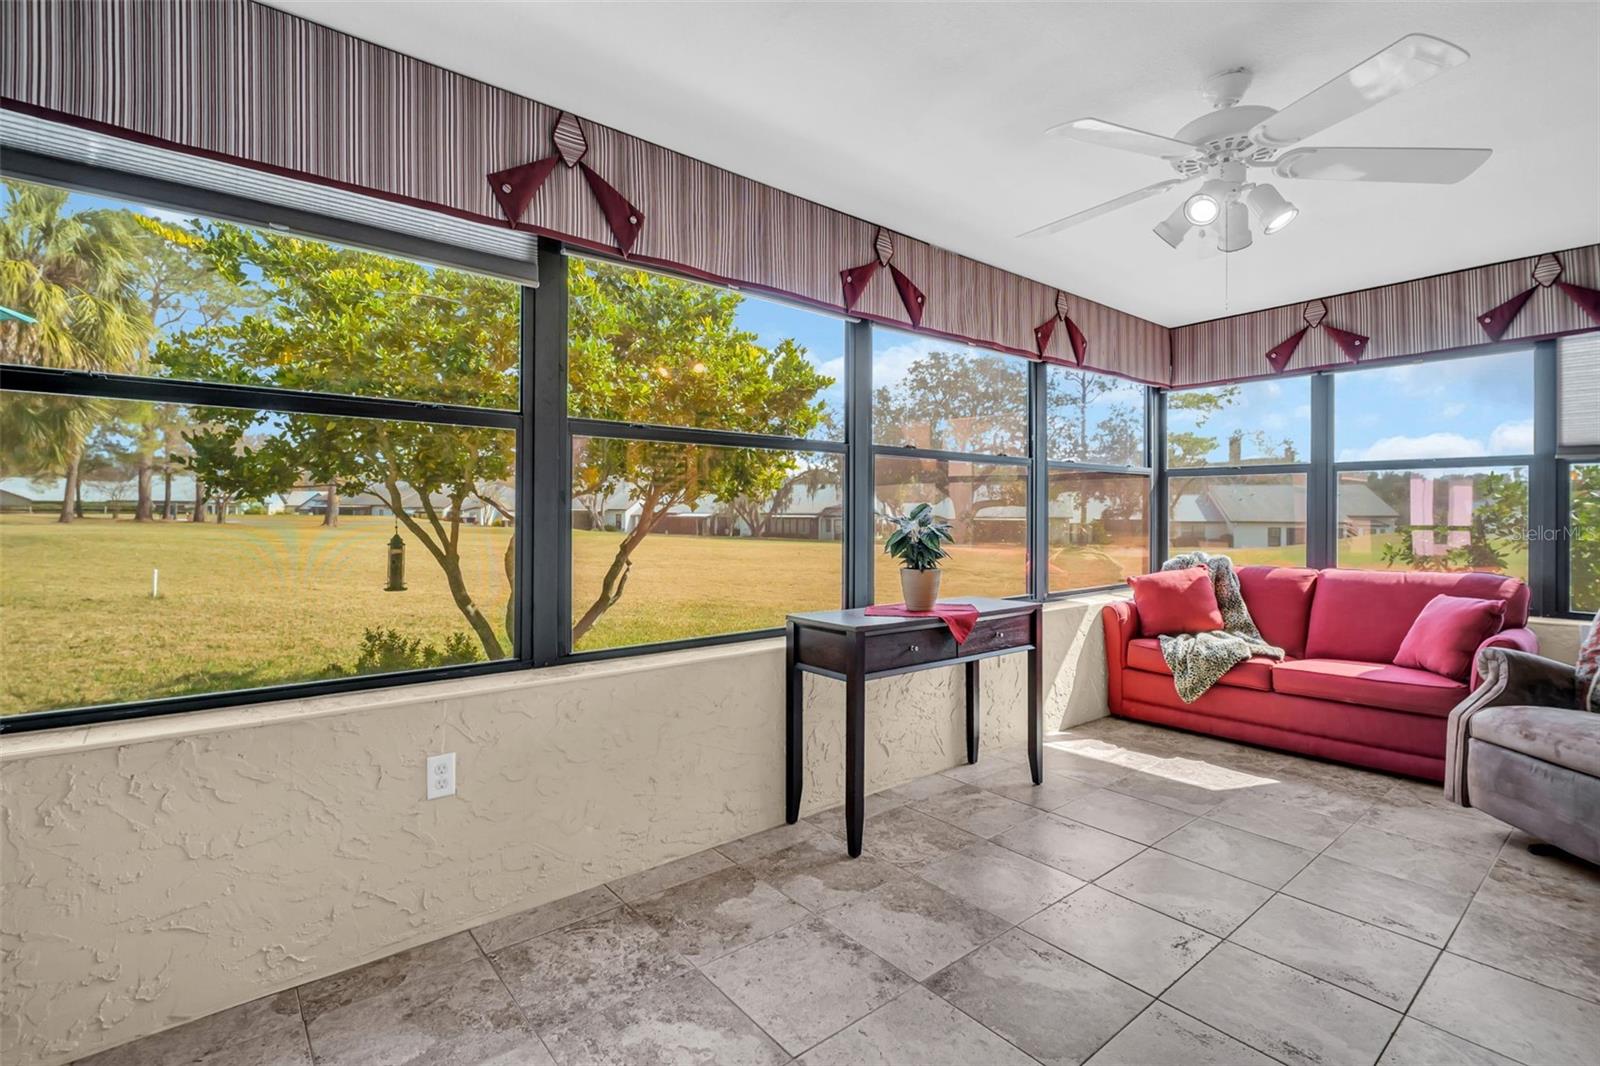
785,598,1043,856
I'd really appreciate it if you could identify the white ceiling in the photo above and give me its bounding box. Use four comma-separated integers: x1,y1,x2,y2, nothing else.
270,1,1600,327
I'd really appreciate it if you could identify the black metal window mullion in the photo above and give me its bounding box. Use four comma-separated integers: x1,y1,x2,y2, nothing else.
1150,387,1168,571
1530,340,1560,616
845,319,875,608
1307,371,1335,569
527,237,568,665
1027,359,1049,600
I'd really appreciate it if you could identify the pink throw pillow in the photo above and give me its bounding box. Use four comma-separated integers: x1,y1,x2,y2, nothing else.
1393,595,1506,682
1128,566,1225,637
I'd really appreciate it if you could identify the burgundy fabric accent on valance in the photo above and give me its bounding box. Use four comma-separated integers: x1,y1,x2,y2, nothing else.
1034,291,1088,366
487,112,644,254
1478,253,1600,341
840,229,926,328
0,0,1171,383
1172,244,1600,387
1265,300,1368,373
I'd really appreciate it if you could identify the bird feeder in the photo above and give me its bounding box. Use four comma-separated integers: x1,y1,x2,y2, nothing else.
385,531,407,592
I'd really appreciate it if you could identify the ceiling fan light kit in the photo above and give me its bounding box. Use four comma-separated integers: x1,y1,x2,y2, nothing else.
1024,33,1492,254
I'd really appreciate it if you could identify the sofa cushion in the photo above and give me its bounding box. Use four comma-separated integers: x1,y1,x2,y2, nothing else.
1128,566,1224,637
1304,569,1529,664
1393,595,1506,682
1468,705,1600,777
1237,566,1319,658
1271,658,1467,717
1126,637,1274,691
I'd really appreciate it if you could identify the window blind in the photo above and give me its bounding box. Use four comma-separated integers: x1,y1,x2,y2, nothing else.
1558,331,1600,448
0,110,540,284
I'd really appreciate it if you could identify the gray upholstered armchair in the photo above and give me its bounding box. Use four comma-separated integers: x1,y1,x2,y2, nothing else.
1445,647,1598,864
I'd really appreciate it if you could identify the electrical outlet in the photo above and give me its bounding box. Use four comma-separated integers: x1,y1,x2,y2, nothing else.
426,752,456,799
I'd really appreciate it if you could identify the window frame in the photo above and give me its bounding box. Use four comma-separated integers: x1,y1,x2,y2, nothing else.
1041,363,1158,597
1155,338,1587,618
0,156,538,731
556,249,852,660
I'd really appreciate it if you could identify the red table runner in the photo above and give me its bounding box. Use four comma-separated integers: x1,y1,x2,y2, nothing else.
864,602,980,644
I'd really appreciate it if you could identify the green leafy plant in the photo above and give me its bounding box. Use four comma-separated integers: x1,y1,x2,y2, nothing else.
327,627,482,678
884,503,953,572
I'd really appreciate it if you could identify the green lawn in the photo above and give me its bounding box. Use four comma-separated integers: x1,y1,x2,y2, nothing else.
0,515,1530,717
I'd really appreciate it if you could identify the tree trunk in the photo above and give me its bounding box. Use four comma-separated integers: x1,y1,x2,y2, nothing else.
323,484,339,527
57,444,82,524
572,492,666,643
503,535,516,654
214,494,227,524
135,453,154,522
191,479,206,522
162,467,175,520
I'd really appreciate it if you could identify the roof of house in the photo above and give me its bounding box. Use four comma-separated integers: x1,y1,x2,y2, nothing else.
1170,482,1397,525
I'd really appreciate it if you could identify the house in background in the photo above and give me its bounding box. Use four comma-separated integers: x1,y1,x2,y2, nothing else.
1171,480,1397,550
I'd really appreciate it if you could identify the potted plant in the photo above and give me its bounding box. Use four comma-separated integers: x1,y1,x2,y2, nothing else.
884,502,954,611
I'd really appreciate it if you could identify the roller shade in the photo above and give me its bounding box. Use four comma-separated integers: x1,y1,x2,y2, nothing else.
0,109,540,285
1558,331,1600,448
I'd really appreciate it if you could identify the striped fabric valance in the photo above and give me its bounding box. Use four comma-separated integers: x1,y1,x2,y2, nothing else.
0,0,1172,385
1171,243,1600,387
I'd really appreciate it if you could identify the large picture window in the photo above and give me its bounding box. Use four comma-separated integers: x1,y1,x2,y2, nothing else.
1046,367,1151,590
1165,379,1311,567
565,258,845,652
871,329,1029,599
1333,349,1534,579
0,175,523,720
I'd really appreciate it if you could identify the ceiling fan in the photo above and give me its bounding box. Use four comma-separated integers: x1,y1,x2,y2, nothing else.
1021,34,1492,253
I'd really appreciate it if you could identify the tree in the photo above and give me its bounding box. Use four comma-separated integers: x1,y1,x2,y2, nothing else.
0,179,152,521
568,260,832,642
874,349,1026,456
153,221,522,657
1379,471,1528,573
1571,464,1600,611
124,215,251,522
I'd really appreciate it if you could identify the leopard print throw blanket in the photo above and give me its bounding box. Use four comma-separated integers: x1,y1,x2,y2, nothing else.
1159,552,1284,703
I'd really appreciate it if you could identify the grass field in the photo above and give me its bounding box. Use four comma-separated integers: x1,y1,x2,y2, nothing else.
0,514,1526,716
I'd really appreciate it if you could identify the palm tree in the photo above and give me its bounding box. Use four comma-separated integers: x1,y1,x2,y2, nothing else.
0,179,151,521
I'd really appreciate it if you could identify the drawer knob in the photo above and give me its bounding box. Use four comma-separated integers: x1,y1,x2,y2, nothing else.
908,643,920,652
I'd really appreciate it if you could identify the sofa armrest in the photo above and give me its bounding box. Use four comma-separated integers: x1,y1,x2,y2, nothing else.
1470,626,1539,689
1445,648,1578,805
1101,601,1138,716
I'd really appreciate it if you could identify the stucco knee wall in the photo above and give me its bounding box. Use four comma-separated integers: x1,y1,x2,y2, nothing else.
0,595,1120,1066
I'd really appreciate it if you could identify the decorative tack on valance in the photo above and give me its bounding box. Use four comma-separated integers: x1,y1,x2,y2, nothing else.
1478,252,1600,341
486,112,645,254
840,229,926,327
1033,290,1088,366
1266,298,1368,373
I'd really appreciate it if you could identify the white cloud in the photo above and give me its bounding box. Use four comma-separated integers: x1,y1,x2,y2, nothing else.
1440,402,1468,418
1338,432,1486,462
1488,419,1534,454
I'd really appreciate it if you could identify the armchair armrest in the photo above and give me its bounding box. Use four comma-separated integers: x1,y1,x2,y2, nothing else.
1445,647,1579,805
1470,626,1539,689
1101,600,1138,716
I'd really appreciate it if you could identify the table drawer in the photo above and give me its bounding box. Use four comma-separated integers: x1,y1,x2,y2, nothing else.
861,611,1032,673
964,613,1033,654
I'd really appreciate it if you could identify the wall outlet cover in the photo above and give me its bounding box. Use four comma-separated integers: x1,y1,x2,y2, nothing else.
426,752,456,800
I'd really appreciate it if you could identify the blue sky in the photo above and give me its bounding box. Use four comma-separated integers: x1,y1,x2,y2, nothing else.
1168,347,1535,466
25,184,1538,468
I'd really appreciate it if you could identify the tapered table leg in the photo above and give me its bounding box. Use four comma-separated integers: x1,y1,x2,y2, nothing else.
1028,605,1043,785
845,636,867,857
966,659,980,764
786,621,803,824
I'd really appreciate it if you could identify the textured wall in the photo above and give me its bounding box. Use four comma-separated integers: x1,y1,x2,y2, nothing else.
0,598,1118,1066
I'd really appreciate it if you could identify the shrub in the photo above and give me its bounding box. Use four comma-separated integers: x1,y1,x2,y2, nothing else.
327,627,482,677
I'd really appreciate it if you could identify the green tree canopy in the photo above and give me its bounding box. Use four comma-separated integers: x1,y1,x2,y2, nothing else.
568,260,832,642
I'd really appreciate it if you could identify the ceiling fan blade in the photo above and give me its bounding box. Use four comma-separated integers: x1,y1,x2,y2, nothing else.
1018,179,1189,238
1273,146,1492,183
1047,117,1200,160
1251,34,1470,149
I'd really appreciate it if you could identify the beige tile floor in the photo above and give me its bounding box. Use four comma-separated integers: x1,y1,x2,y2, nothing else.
78,718,1600,1066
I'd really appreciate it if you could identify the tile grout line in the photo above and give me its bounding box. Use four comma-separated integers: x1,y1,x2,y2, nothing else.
292,986,316,1065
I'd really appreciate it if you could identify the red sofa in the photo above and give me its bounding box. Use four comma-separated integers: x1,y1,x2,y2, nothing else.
1102,567,1538,781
